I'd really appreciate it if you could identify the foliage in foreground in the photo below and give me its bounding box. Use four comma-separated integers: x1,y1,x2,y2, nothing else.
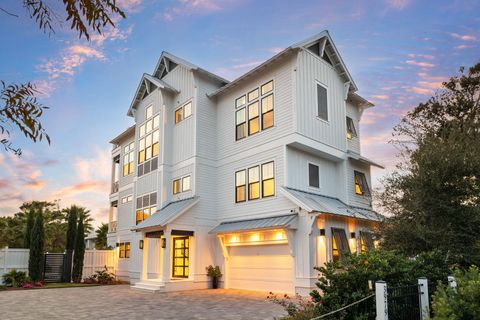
270,250,451,320
432,266,480,320
2,269,28,287
378,62,480,266
28,210,45,281
84,266,116,285
72,216,86,283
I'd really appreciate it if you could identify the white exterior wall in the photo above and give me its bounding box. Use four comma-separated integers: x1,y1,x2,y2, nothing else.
295,49,348,151
107,43,378,293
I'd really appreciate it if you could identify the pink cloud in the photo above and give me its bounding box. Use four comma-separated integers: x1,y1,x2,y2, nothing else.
117,0,143,12
454,44,474,49
450,33,477,41
267,47,285,55
371,95,390,100
163,0,228,21
405,60,435,68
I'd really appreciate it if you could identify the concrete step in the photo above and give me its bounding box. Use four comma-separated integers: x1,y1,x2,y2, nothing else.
131,281,165,293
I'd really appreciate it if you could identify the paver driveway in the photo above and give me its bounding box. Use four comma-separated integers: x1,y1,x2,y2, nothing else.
0,285,287,320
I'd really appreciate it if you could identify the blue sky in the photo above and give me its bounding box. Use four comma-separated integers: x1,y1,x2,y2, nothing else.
0,0,479,223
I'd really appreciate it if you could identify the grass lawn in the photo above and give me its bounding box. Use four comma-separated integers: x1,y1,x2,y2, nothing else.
39,283,100,289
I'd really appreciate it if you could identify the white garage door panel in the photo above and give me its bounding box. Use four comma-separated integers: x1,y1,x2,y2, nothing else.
228,244,293,293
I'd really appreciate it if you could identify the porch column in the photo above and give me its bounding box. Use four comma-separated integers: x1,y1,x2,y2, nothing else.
161,230,171,283
141,236,148,281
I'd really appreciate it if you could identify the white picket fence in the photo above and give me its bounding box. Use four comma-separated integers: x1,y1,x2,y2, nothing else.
0,247,117,284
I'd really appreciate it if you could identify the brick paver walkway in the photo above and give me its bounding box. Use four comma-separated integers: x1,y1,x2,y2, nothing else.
0,285,287,320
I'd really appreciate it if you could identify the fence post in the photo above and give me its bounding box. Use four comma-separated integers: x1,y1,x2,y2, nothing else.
3,246,8,276
375,280,388,320
418,277,430,319
447,276,457,293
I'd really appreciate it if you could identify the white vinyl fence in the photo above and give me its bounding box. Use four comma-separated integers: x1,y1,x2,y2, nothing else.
0,247,117,284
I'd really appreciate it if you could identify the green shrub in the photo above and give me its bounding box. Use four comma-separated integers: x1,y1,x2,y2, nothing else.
205,265,222,278
0,285,7,290
2,269,28,287
269,249,451,320
432,266,480,319
84,266,115,284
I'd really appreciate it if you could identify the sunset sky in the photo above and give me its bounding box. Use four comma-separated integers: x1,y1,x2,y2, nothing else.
0,0,478,224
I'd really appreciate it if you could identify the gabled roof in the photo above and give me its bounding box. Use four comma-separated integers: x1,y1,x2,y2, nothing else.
127,73,179,117
281,187,382,222
110,125,135,145
153,51,230,85
347,151,385,169
209,30,358,98
133,197,199,231
209,214,298,234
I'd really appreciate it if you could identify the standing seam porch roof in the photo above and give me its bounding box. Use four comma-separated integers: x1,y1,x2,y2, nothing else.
133,197,199,231
281,187,382,222
209,214,298,234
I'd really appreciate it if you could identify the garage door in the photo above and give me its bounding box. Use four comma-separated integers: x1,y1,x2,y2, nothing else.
228,244,293,293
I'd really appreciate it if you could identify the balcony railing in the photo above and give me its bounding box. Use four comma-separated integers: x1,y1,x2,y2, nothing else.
111,181,119,194
109,221,118,233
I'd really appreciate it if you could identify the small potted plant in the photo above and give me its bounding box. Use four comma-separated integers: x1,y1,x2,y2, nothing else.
205,265,222,289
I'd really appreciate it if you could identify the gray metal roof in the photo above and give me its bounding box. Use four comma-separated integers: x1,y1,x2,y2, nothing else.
281,187,381,222
209,214,298,234
347,151,385,169
134,197,199,231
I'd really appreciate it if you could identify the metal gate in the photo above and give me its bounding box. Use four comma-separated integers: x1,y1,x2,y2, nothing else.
43,253,65,283
387,284,421,320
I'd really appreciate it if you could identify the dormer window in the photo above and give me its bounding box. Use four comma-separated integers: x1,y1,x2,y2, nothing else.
346,117,357,140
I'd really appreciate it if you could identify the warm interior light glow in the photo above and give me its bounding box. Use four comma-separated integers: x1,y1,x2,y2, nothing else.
349,238,356,253
229,235,239,243
374,240,380,248
250,233,260,242
275,231,286,240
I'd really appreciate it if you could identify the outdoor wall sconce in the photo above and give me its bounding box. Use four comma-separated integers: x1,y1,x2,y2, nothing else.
139,240,144,250
350,232,356,239
319,228,326,236
116,243,119,247
161,238,166,248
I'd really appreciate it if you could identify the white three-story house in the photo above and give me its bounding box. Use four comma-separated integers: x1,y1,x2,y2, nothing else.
107,30,383,295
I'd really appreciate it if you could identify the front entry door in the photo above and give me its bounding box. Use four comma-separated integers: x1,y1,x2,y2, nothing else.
172,237,189,278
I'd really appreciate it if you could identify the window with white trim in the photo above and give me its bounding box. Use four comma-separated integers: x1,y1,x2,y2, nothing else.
308,163,320,188
119,242,130,258
138,105,159,177
121,195,133,204
235,80,274,141
173,175,191,195
235,161,275,203
136,192,157,225
123,142,135,176
317,83,328,121
175,101,192,124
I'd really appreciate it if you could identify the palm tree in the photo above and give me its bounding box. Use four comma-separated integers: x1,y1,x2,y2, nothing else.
95,223,109,249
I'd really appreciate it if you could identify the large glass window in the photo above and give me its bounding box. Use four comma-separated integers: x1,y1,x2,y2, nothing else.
354,171,371,196
235,170,246,203
123,142,135,176
135,192,157,225
262,162,275,197
235,80,274,141
138,109,159,177
172,237,189,278
317,83,328,121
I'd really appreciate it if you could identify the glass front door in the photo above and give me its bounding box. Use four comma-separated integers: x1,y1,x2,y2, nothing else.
172,237,189,278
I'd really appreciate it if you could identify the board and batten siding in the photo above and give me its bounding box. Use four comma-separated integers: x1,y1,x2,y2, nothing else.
215,55,295,160
285,146,342,199
117,188,134,231
295,49,348,152
216,145,296,222
162,65,196,165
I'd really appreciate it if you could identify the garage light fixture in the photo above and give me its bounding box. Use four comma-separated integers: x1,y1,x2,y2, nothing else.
319,229,326,236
